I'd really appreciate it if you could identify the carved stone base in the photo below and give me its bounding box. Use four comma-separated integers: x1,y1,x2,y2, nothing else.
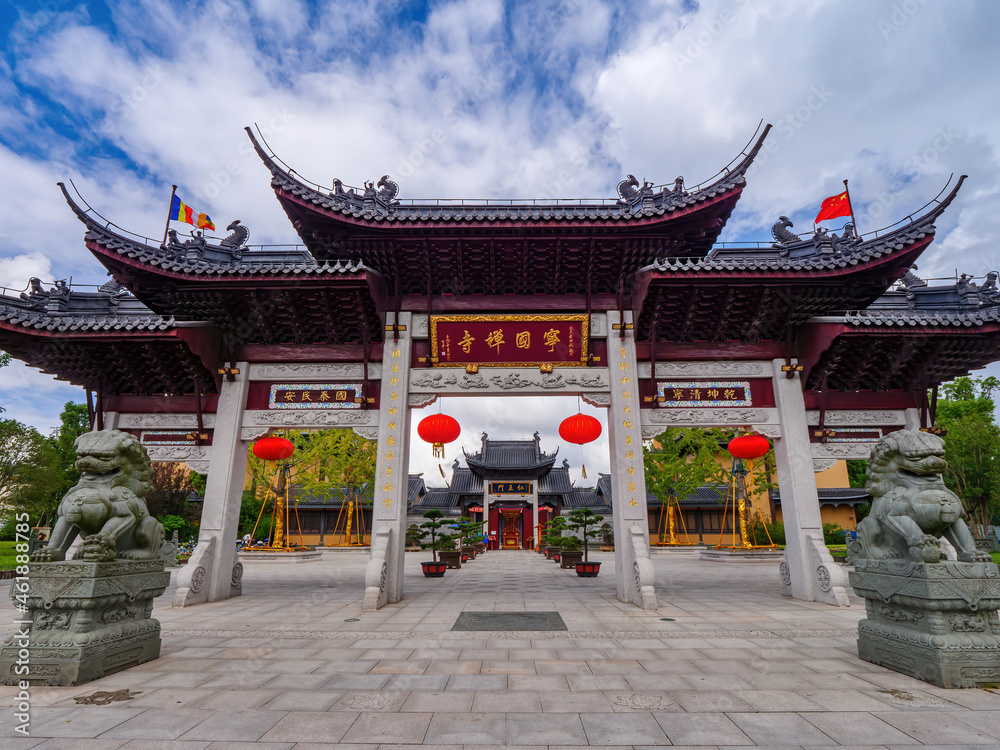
238,550,322,563
1,559,170,686
700,548,784,563
849,559,1000,688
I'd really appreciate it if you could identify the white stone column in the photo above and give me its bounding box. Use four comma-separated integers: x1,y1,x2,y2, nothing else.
173,362,249,607
904,407,922,430
772,358,849,606
606,311,657,609
363,313,411,610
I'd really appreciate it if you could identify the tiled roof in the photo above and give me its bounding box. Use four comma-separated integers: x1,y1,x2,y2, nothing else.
61,183,374,279
644,176,964,276
537,467,574,495
772,487,870,505
465,436,558,475
249,125,770,225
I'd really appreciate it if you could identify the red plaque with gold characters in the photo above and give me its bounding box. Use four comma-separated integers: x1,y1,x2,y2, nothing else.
430,314,589,367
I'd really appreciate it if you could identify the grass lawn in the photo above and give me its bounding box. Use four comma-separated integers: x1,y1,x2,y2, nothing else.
0,541,23,570
992,551,1000,565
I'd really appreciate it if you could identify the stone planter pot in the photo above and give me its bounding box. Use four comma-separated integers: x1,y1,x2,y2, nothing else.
545,546,560,560
560,551,583,569
462,546,476,560
421,561,447,577
575,561,601,577
439,550,462,569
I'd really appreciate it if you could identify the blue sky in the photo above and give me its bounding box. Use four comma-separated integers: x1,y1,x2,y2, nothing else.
2,0,1000,482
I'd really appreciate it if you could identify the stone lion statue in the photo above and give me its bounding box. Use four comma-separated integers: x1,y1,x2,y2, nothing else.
853,429,990,564
31,430,165,563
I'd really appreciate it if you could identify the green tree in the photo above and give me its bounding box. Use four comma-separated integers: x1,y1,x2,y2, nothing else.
0,419,61,523
51,402,90,504
934,376,1000,530
245,430,377,522
846,460,868,489
567,507,604,562
418,509,456,562
147,462,199,540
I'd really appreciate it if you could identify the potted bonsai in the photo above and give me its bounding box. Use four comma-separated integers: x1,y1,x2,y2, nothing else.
568,508,605,576
558,534,583,569
419,510,450,576
544,516,570,560
599,522,615,552
455,516,484,561
437,532,463,569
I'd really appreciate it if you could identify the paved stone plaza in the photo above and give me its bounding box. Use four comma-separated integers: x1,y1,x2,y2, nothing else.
4,549,1000,748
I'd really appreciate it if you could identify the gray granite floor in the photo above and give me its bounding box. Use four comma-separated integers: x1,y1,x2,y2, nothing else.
3,549,1000,748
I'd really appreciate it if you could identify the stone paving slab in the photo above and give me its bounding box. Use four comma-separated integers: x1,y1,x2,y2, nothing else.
3,551,1000,747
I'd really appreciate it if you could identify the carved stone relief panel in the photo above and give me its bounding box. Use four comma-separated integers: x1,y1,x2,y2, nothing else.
637,361,772,379
248,363,382,381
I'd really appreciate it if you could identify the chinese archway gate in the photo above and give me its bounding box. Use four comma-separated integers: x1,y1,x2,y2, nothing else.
2,121,997,611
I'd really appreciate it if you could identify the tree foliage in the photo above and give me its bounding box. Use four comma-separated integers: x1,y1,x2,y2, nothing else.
147,462,199,540
246,430,376,505
643,428,775,509
934,376,1000,529
0,418,61,522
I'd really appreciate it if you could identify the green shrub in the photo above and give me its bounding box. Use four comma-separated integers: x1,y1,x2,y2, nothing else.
823,523,846,545
750,516,784,545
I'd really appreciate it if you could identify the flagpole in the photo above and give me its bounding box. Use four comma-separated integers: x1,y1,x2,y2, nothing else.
843,179,859,237
161,185,177,247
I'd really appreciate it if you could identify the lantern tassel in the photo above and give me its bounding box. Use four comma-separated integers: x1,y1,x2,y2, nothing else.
433,443,444,458
581,463,588,480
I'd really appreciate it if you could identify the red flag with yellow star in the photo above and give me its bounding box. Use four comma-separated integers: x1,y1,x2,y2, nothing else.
814,190,852,223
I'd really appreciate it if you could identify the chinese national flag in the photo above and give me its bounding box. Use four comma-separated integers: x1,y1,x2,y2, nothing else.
814,190,852,223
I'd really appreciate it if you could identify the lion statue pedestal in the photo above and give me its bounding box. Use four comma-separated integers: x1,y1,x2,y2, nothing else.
0,430,171,686
848,429,1000,688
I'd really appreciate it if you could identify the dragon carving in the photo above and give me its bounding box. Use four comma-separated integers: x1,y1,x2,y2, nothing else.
220,219,250,252
771,216,800,246
617,174,641,203
851,430,990,564
31,430,165,563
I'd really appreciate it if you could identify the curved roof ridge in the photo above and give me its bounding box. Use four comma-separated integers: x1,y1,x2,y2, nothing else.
245,123,771,220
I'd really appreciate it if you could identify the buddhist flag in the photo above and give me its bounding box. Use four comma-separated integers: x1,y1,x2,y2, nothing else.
169,194,215,231
814,190,852,223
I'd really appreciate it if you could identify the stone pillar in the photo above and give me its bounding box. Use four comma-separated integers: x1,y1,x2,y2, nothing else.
904,407,922,430
606,311,657,609
772,358,849,606
363,313,411,610
173,362,249,607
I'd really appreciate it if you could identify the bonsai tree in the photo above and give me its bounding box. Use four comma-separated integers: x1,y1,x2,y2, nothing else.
453,516,486,549
419,509,452,562
567,508,605,562
543,516,570,548
405,524,423,549
599,522,614,548
558,535,582,552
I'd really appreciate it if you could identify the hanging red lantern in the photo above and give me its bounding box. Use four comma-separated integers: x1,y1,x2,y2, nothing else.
727,434,770,460
560,413,601,479
418,413,461,457
253,436,295,461
559,413,602,445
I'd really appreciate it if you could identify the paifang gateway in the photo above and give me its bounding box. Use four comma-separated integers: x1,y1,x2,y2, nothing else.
2,123,998,611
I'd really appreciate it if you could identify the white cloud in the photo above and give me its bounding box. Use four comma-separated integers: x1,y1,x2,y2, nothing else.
2,0,1000,460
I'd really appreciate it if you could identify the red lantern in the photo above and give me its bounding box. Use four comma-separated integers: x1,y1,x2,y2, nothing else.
418,413,461,457
727,435,770,460
559,413,602,445
253,436,295,461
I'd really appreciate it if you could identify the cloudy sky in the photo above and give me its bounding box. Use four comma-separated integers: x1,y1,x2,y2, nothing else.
1,0,999,486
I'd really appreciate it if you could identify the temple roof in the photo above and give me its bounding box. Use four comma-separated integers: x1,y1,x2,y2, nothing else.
633,177,966,343
248,123,770,226
802,271,1000,390
60,184,385,349
464,433,559,477
247,125,772,296
0,280,220,393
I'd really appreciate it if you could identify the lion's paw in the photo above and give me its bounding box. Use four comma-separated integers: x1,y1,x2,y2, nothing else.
909,534,941,563
82,535,117,562
958,550,993,563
